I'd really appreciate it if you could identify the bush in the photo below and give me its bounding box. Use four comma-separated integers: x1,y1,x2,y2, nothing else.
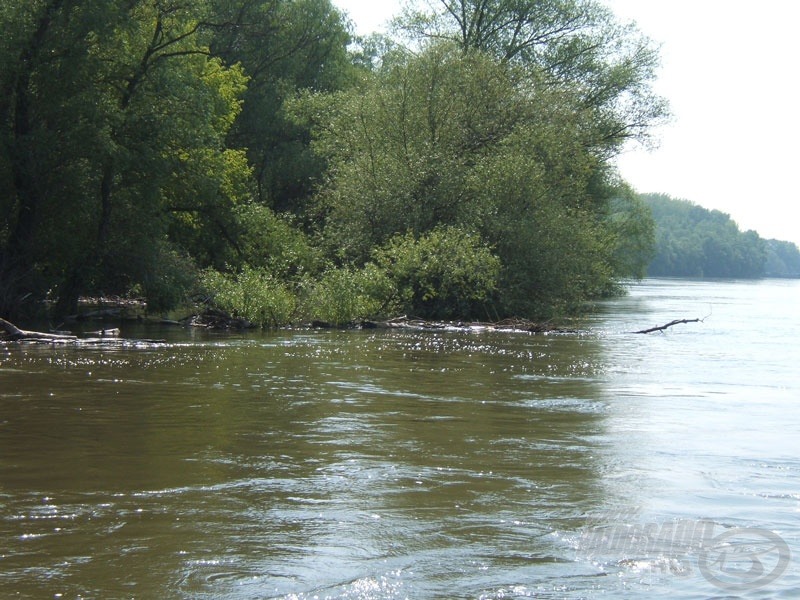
234,203,321,278
202,266,296,327
140,242,199,314
300,264,392,326
372,226,500,320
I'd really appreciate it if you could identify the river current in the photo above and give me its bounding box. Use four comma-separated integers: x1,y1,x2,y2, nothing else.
1,278,798,598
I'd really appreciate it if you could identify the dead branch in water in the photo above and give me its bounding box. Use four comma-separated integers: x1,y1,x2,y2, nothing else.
633,318,702,334
1,318,163,344
0,318,78,341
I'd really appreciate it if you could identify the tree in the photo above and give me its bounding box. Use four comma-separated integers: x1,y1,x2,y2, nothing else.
293,46,526,262
0,0,671,323
294,34,661,317
643,193,768,278
764,239,800,278
395,0,668,150
1,0,77,315
605,187,655,279
466,120,620,315
0,1,251,317
372,226,501,319
399,0,612,62
210,0,354,212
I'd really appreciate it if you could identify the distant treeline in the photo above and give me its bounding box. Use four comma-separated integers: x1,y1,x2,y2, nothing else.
643,194,800,278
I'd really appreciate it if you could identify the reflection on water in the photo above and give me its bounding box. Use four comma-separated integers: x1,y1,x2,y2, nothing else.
1,279,799,598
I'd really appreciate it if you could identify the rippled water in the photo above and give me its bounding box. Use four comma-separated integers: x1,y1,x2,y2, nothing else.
1,279,798,598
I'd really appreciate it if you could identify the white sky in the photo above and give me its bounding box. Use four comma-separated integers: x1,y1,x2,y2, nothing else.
332,0,800,245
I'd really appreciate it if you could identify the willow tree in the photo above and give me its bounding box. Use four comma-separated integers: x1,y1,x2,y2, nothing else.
395,0,667,152
294,1,665,317
294,47,511,262
392,0,666,313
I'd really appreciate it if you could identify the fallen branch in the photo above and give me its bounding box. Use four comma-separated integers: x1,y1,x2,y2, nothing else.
0,317,78,341
1,318,165,344
633,318,701,334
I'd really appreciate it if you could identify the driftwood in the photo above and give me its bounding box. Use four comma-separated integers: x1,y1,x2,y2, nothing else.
381,315,574,334
633,318,702,334
87,328,121,337
1,318,164,344
0,318,78,341
187,308,254,329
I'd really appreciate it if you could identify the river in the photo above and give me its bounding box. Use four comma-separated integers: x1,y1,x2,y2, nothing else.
1,278,798,598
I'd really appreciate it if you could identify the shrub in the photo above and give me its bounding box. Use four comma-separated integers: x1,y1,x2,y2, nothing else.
300,265,392,326
372,226,500,320
234,203,321,279
140,242,199,314
202,266,296,327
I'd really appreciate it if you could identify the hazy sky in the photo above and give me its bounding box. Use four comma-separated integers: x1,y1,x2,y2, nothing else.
332,1,800,245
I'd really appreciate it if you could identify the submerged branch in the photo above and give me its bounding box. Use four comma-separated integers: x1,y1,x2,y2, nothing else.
633,318,702,334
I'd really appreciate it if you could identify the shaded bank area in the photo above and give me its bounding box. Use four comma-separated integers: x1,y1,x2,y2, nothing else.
3,287,709,342
1,314,577,344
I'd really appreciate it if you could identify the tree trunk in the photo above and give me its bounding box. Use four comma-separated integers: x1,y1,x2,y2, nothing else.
53,269,83,319
3,0,68,312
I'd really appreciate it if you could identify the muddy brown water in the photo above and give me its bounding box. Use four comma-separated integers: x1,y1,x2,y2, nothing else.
1,279,798,598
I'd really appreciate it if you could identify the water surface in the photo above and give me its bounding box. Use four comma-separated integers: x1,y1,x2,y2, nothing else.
1,279,798,598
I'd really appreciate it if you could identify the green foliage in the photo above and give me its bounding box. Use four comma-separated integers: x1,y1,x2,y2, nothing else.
372,227,501,320
291,30,666,319
605,188,656,279
465,108,620,316
644,194,767,278
139,242,200,314
293,46,494,261
210,0,355,211
764,239,800,278
481,190,616,316
0,0,258,317
202,266,296,327
300,265,390,326
0,0,677,324
233,203,321,278
395,0,668,147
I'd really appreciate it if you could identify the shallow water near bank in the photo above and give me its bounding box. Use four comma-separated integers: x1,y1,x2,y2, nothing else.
1,278,798,598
